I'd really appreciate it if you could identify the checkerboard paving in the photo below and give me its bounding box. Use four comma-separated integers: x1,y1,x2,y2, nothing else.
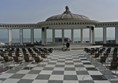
0,50,118,83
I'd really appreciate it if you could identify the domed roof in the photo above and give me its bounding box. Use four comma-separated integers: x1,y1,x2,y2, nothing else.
46,6,90,21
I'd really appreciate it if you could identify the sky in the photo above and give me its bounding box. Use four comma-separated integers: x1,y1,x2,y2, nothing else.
0,0,117,41
0,0,118,23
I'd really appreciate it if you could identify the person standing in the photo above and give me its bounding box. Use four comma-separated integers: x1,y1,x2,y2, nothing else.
66,42,70,50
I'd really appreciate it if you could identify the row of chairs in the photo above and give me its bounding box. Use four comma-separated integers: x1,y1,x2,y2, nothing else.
0,47,53,64
84,47,118,70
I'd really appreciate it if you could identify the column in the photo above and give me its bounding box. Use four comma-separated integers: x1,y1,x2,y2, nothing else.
103,27,107,44
62,29,64,44
30,28,34,44
89,28,92,44
44,29,47,44
8,28,12,45
80,28,83,44
41,28,45,45
19,29,23,45
41,27,47,45
52,29,55,44
115,27,118,44
71,29,74,43
91,27,95,44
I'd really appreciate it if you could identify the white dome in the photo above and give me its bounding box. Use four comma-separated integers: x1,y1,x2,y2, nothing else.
46,6,90,21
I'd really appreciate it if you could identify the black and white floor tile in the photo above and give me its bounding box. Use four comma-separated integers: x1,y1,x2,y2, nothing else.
0,50,118,83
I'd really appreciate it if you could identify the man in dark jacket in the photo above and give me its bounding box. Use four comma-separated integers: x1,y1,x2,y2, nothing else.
66,42,70,49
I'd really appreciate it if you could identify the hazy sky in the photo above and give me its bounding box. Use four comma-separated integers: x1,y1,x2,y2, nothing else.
0,0,118,23
0,0,117,41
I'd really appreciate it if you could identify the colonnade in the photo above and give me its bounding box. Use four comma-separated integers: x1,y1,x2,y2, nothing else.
7,28,95,45
7,26,118,45
41,27,95,45
103,26,118,44
8,28,34,45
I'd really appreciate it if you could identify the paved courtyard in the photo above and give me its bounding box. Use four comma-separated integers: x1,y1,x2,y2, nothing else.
0,50,118,83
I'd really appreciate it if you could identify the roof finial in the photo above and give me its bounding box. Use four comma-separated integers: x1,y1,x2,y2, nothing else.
65,6,69,11
64,6,71,14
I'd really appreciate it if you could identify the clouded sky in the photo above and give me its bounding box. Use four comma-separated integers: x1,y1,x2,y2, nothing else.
0,0,118,23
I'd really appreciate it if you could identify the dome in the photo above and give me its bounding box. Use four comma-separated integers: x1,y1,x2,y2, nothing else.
46,6,90,21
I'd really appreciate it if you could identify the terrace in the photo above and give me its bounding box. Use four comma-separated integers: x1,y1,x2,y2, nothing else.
0,45,117,83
